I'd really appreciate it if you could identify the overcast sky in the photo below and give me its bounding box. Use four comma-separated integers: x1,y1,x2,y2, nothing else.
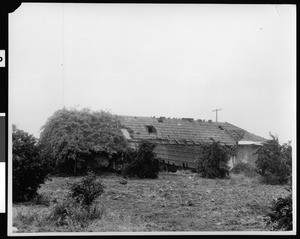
9,3,296,144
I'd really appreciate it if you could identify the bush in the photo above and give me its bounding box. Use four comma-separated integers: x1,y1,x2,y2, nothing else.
122,140,159,179
195,141,233,178
49,199,104,227
47,172,106,228
255,134,292,184
230,162,258,178
12,125,49,202
49,200,72,226
69,171,105,208
266,185,293,231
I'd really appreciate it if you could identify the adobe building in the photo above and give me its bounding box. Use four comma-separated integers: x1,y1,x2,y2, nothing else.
118,115,266,171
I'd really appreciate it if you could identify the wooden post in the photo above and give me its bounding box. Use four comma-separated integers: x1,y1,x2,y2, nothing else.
212,108,222,122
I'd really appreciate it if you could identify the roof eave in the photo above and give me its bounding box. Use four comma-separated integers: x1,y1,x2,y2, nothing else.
238,140,263,146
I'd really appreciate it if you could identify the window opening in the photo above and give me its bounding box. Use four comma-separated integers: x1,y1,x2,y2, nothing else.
145,125,157,134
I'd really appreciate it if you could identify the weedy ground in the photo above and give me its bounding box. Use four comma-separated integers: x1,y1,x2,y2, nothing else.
12,170,288,232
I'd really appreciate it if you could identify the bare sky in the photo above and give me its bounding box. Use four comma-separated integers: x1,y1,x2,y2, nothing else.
9,3,296,144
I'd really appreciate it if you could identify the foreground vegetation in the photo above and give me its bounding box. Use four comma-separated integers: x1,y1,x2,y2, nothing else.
13,171,289,232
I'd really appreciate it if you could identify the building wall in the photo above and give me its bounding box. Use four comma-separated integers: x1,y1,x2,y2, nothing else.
155,144,261,170
234,144,260,166
127,141,199,169
154,144,200,169
128,140,261,170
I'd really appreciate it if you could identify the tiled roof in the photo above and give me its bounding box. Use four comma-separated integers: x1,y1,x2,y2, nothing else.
220,123,266,142
118,115,266,146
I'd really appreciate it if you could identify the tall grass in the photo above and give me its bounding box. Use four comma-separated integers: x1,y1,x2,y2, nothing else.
48,198,104,228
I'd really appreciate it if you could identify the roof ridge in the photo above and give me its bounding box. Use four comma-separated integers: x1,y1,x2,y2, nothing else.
119,115,230,123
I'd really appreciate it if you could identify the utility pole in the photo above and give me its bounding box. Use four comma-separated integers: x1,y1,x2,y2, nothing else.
212,108,222,122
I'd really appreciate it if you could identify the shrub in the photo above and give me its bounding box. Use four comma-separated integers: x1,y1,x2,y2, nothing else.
69,171,105,208
230,162,258,178
49,199,104,227
12,125,49,202
255,134,292,184
122,140,159,179
266,185,293,231
195,141,233,178
48,172,105,227
49,200,72,226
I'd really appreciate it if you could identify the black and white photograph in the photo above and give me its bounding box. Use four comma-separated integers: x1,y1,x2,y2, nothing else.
8,3,296,235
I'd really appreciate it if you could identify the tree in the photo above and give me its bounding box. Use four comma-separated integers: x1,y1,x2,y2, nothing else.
39,108,128,175
13,125,49,202
196,140,233,178
255,134,292,184
122,140,160,179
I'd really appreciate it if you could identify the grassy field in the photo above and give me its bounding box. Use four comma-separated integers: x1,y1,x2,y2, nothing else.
12,170,288,232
